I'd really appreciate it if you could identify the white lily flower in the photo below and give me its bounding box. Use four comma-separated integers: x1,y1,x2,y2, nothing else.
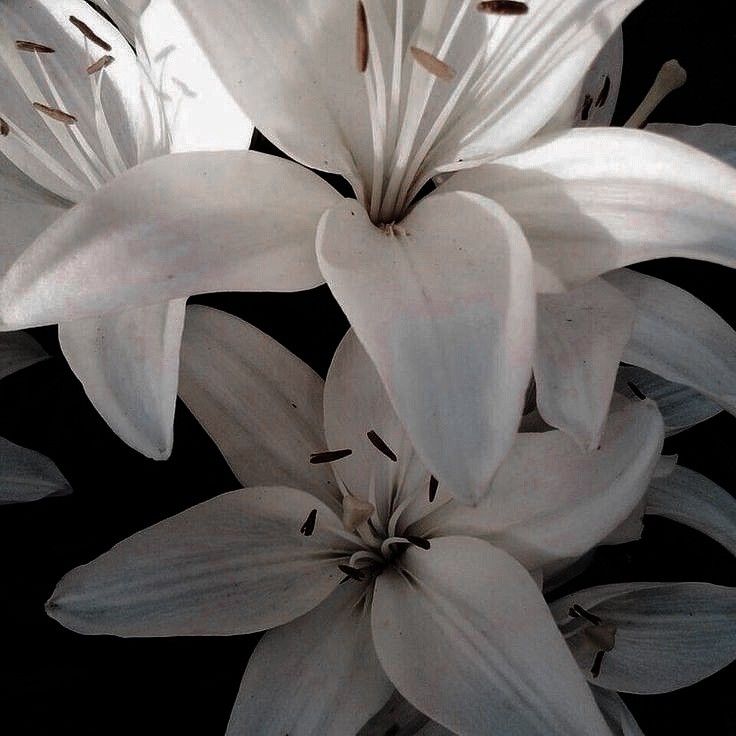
4,0,735,502
47,306,666,735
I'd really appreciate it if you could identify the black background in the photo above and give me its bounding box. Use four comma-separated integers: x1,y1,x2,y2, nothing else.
1,1,735,733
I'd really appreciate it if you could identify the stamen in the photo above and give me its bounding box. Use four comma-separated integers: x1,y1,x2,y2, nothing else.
409,47,456,82
428,475,439,503
87,55,115,75
627,381,647,401
299,509,317,536
569,603,602,626
580,94,593,122
32,102,76,125
310,448,352,464
0,117,8,136
338,563,365,581
367,430,397,462
405,535,431,550
595,75,611,107
15,41,55,53
590,650,606,678
477,1,529,14
625,59,686,129
355,1,369,73
69,16,112,52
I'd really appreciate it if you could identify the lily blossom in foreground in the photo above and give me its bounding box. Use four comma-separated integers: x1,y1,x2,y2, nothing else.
47,306,667,735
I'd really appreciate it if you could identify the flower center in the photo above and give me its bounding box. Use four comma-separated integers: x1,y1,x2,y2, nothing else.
355,0,528,224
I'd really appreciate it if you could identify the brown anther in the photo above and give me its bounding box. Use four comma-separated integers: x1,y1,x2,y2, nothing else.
69,16,112,51
428,475,439,503
410,47,455,81
32,103,77,125
406,536,431,550
0,117,8,137
87,55,115,75
477,1,529,15
590,650,606,678
300,509,317,536
569,603,602,626
580,94,593,121
367,430,397,462
356,1,369,73
338,563,365,581
15,40,55,53
310,448,352,464
627,381,647,400
595,75,611,107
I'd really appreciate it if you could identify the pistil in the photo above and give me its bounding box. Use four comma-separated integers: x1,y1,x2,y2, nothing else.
625,59,687,129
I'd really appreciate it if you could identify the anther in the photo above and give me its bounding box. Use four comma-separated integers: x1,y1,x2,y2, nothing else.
32,103,77,125
406,536,431,550
477,1,529,15
595,75,611,107
428,475,439,503
300,509,317,536
310,448,352,464
410,47,455,82
625,59,686,129
367,430,397,462
15,40,55,53
580,94,593,122
627,381,647,401
355,1,369,73
87,55,115,75
338,563,365,581
69,16,112,52
569,603,602,626
590,650,606,678
0,117,8,137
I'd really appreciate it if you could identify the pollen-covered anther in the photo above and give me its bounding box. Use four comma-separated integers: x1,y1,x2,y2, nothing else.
69,15,112,52
406,536,431,550
410,46,456,82
477,1,529,15
310,448,352,464
300,508,317,536
15,40,55,53
428,475,439,503
342,494,375,531
355,1,369,73
367,430,397,462
87,55,115,75
32,102,77,125
338,563,366,581
0,117,8,137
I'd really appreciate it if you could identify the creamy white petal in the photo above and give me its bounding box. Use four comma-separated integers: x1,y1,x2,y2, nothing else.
535,278,635,449
605,268,736,416
317,191,535,506
0,329,48,380
179,306,338,509
646,465,736,557
372,536,612,736
553,582,736,693
138,0,254,153
412,397,664,572
616,365,721,435
591,686,644,736
59,299,184,460
95,1,147,44
0,436,71,505
227,582,392,736
0,151,340,328
647,123,736,167
444,128,736,291
47,487,356,636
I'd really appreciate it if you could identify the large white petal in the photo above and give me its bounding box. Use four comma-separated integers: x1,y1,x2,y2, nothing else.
0,329,48,380
95,1,148,44
591,686,644,736
616,365,722,435
646,465,736,557
372,536,611,736
444,128,736,291
227,583,392,736
0,436,71,505
605,268,736,416
553,582,736,693
535,278,635,449
411,396,664,572
59,299,185,460
647,123,736,167
179,306,338,510
47,486,357,636
0,151,340,328
138,0,254,153
317,191,535,506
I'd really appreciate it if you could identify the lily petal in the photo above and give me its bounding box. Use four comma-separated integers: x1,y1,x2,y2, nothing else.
227,582,392,736
0,436,71,505
646,465,736,557
317,191,535,505
179,306,338,509
0,329,48,380
59,299,185,460
591,686,644,736
553,582,736,693
605,268,736,416
647,123,736,167
412,396,664,572
47,486,356,636
615,365,721,435
95,1,147,45
0,150,340,328
444,128,736,290
372,536,612,736
535,278,635,449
